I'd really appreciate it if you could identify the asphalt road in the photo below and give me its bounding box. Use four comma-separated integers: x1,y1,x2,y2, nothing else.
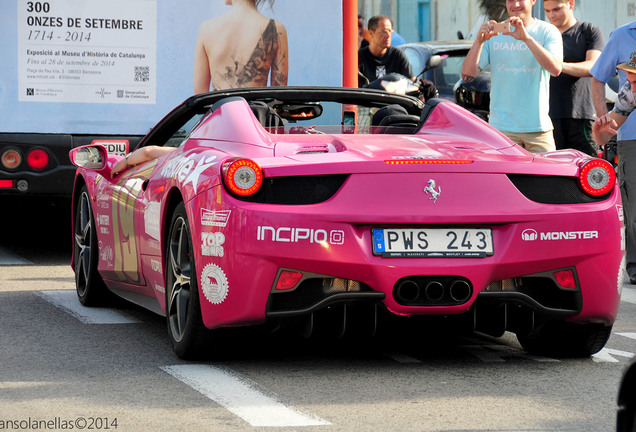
0,196,634,432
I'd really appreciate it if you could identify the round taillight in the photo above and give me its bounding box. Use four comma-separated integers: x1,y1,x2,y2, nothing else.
27,149,49,170
223,159,263,196
578,159,616,196
1,149,22,169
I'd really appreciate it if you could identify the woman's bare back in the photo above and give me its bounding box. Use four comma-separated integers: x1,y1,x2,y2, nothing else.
194,9,288,92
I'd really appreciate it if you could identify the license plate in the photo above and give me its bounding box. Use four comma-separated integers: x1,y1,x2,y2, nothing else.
372,227,494,257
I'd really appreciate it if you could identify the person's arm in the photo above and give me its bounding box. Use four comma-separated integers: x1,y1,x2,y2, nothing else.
112,146,176,176
507,17,562,76
461,21,495,81
592,111,628,147
592,77,609,117
193,24,212,94
561,49,601,77
271,21,288,86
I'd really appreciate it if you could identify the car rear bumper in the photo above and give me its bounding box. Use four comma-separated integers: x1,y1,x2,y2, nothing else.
190,185,624,331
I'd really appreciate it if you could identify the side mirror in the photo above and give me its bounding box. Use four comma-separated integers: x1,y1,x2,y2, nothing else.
423,55,442,73
69,145,107,170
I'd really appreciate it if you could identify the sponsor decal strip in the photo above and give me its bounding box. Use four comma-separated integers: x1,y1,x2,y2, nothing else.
521,229,599,241
201,209,231,227
160,365,330,427
257,226,345,245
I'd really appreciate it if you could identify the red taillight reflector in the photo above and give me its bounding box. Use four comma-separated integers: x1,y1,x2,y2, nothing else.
27,149,49,170
0,180,14,188
223,158,263,196
275,271,304,291
1,149,21,169
554,269,577,289
578,159,615,196
385,159,473,165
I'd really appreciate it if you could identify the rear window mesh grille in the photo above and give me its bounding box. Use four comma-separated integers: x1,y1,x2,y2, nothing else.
507,174,607,204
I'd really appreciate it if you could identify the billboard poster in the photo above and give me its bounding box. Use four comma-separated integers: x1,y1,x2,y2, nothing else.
2,0,343,135
18,0,157,104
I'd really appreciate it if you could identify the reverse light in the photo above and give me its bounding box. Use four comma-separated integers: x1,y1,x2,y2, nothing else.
222,158,263,196
275,270,304,291
553,269,577,289
578,159,615,196
1,149,22,169
27,149,49,170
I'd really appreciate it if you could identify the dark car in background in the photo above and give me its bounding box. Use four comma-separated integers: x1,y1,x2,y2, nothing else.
399,40,490,120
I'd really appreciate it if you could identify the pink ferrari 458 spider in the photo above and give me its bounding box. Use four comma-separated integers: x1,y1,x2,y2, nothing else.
69,87,624,359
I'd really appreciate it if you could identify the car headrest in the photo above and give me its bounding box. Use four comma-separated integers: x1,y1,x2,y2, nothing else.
249,101,287,128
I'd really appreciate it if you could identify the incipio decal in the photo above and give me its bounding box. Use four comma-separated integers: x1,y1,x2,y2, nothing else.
200,263,229,305
618,205,624,222
257,226,345,245
201,232,225,257
201,209,231,227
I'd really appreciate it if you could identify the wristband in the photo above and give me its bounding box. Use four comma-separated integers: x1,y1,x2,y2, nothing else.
125,153,131,167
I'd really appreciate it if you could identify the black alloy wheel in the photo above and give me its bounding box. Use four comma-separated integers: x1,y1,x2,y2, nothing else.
74,186,109,306
165,202,212,359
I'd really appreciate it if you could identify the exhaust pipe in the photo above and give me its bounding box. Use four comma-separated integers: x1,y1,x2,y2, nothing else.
424,281,444,302
395,280,420,303
449,279,471,303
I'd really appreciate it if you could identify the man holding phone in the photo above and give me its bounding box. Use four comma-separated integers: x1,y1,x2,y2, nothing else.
462,0,563,153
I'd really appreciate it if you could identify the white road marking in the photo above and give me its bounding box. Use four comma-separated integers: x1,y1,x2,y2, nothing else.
35,290,140,324
161,364,331,427
621,287,636,305
0,247,32,266
617,332,636,341
592,348,634,363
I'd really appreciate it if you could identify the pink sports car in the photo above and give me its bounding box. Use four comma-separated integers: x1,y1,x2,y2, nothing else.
69,87,624,359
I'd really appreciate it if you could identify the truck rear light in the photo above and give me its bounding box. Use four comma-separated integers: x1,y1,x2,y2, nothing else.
222,158,263,196
578,159,615,196
1,149,22,169
0,179,14,188
27,149,49,170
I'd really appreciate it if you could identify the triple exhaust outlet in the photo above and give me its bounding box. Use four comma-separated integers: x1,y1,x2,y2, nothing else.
394,277,472,306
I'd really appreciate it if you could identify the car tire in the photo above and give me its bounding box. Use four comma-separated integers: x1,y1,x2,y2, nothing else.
74,186,110,306
165,202,213,359
516,321,612,358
